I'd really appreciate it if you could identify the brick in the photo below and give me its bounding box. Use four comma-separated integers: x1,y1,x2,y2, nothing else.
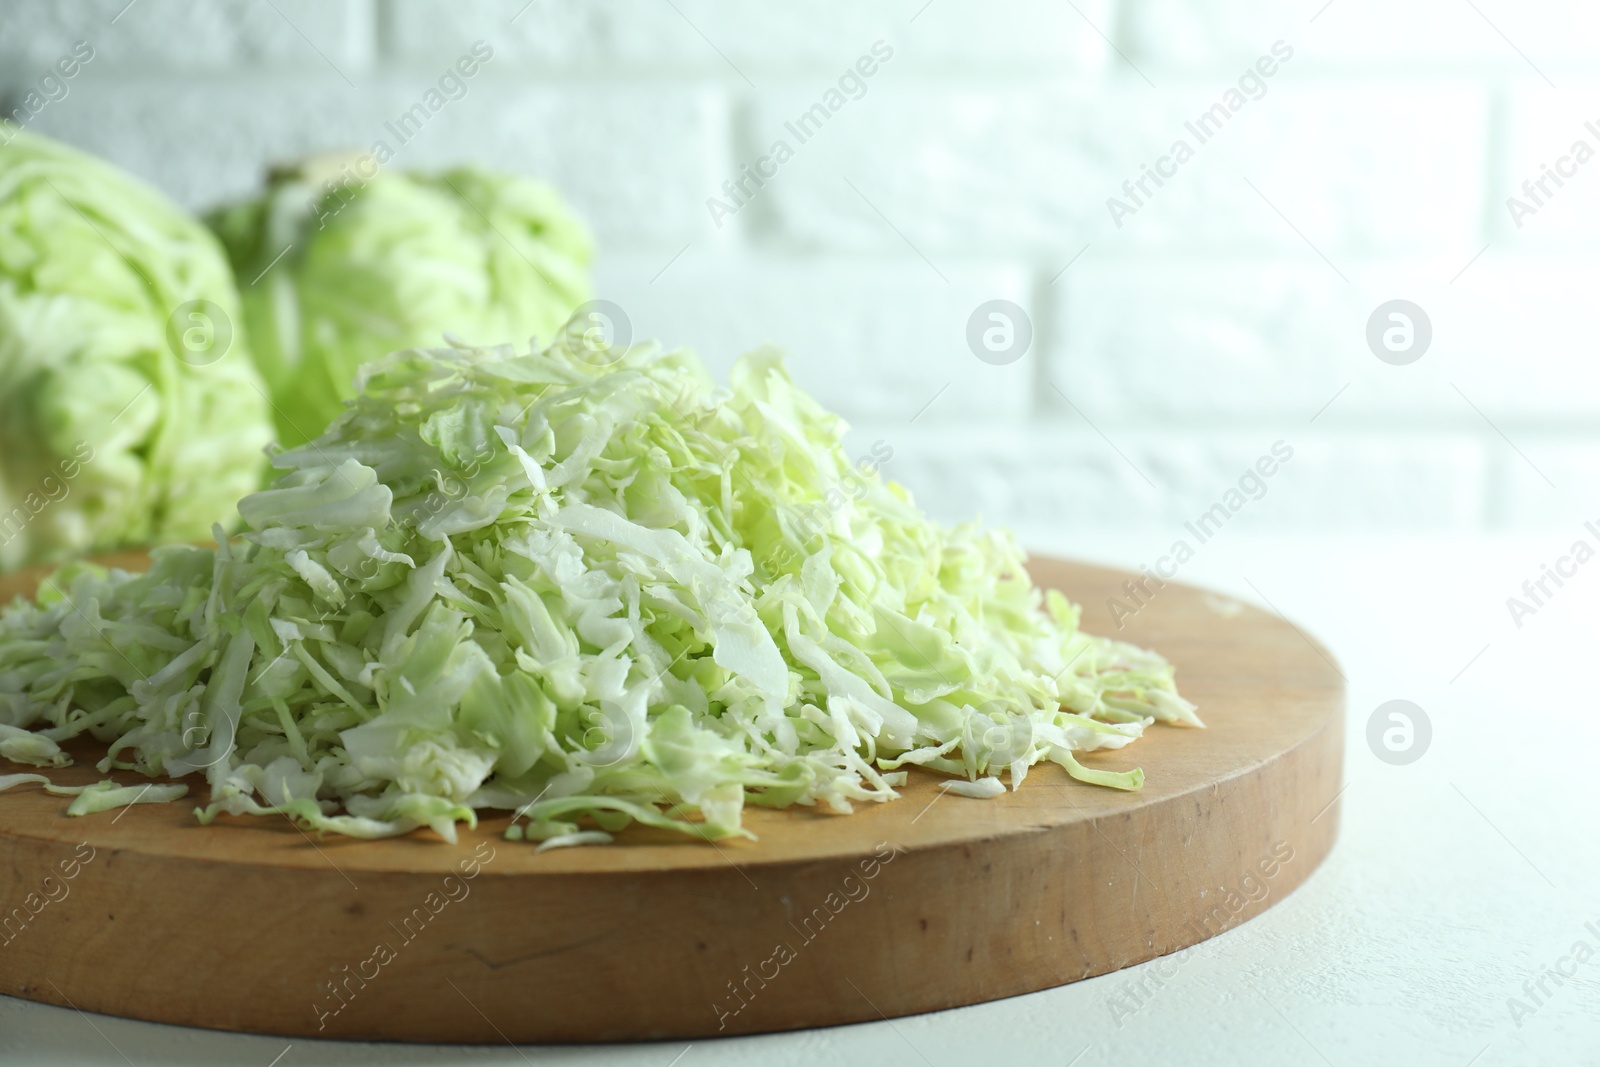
1442,255,1600,420
1049,257,1369,420
753,81,1486,254
849,426,1488,532
1046,254,1600,423
19,76,726,246
1132,83,1488,254
381,0,1107,73
0,0,370,70
1125,0,1600,74
1500,85,1600,245
593,253,1034,424
748,81,1122,255
1497,442,1600,529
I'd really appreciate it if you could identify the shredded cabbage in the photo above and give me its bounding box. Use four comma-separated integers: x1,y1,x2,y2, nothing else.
64,780,188,816
0,773,187,815
0,324,1198,844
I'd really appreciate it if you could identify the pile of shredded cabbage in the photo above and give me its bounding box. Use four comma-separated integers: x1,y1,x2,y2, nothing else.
0,326,1198,846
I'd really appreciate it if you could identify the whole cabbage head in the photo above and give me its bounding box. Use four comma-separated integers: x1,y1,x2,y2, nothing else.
208,158,593,447
0,126,273,571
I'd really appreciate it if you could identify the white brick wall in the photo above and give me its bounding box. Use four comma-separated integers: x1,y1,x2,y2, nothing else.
0,0,372,69
596,253,1033,422
26,75,729,247
2,0,1594,537
382,0,1109,72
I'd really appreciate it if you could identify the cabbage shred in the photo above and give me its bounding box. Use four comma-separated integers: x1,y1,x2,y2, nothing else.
0,327,1198,843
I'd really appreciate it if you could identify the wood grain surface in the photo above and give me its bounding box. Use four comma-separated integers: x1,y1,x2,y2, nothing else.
0,554,1343,1042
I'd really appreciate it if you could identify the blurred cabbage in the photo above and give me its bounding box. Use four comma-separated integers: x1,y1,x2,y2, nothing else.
208,159,593,446
0,126,273,571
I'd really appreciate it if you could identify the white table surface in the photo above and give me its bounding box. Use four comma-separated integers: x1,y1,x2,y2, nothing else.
6,532,1597,1066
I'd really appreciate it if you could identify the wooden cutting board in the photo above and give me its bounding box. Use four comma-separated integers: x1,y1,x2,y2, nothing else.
0,554,1342,1043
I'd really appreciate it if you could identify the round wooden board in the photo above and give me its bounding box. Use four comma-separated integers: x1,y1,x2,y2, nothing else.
0,554,1343,1043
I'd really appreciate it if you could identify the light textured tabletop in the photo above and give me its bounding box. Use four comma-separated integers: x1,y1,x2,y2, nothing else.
5,532,1596,1066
